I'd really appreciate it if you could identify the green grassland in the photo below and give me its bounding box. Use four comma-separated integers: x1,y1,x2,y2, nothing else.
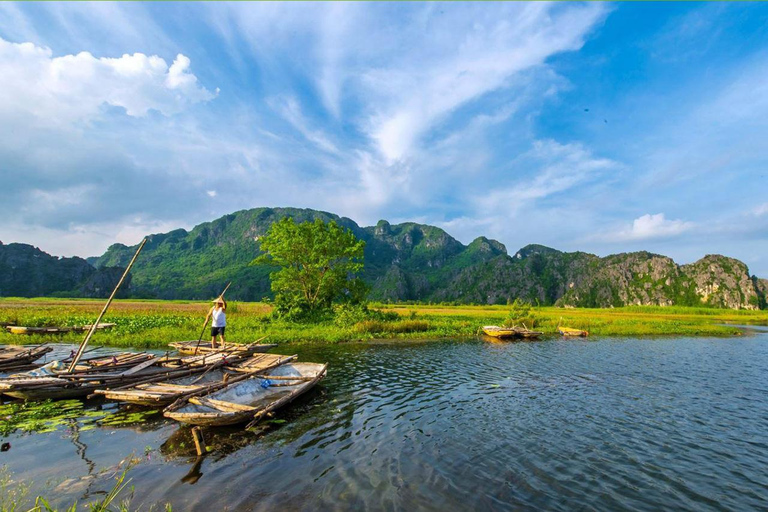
1,298,767,348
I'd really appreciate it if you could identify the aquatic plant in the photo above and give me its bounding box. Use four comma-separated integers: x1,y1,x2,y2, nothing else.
0,464,173,512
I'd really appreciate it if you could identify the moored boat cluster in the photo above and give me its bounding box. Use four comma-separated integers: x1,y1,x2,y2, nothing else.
0,341,327,429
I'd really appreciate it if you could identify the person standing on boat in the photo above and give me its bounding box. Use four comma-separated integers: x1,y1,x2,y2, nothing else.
205,297,227,348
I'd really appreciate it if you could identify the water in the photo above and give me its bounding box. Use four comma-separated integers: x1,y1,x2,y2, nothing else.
2,336,767,511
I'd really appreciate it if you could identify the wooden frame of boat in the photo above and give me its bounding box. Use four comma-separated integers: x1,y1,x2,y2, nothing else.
95,353,297,406
168,340,278,356
0,349,252,401
0,345,54,372
5,323,116,335
164,362,327,427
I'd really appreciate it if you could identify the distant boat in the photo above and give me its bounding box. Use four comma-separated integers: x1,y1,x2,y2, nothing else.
558,327,589,337
164,362,327,427
481,325,518,338
481,325,543,339
513,327,544,339
6,323,116,335
169,340,277,356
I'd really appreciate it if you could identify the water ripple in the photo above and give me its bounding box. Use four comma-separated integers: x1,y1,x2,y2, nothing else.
4,337,768,511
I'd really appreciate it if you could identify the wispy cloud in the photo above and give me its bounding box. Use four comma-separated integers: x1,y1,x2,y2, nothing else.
479,139,619,214
267,95,339,155
361,3,608,162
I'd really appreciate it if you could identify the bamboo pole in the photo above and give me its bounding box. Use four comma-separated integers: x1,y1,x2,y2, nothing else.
191,427,206,456
194,282,232,356
68,238,147,372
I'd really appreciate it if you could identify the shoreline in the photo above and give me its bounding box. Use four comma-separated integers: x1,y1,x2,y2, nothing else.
0,298,766,348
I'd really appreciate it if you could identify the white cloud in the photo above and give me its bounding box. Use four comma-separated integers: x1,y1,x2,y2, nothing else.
206,3,607,164
0,37,216,126
0,216,187,258
206,190,217,198
478,139,619,214
754,203,768,217
362,3,608,162
614,213,694,241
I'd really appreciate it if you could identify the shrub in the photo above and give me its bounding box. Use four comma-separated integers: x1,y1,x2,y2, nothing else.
388,320,430,333
502,299,537,328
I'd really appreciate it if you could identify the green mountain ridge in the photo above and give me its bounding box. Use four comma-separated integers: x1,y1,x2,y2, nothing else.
3,207,766,309
0,241,129,298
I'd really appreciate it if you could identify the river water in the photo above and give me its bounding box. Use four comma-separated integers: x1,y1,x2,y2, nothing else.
1,336,767,511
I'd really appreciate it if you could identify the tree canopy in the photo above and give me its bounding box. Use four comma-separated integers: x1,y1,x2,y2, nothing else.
254,218,366,316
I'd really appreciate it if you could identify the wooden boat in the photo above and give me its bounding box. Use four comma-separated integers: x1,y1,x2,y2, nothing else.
558,327,588,337
481,326,519,338
164,362,327,427
0,351,237,401
168,340,278,356
95,353,297,406
45,351,157,374
6,323,116,335
513,327,544,339
0,345,54,371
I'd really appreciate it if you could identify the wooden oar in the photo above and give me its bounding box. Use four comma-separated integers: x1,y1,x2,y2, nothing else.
68,238,147,372
193,282,232,356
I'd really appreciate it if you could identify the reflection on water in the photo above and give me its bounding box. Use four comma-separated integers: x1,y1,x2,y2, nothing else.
2,336,768,511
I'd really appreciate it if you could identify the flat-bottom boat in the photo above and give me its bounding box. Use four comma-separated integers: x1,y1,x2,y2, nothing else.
95,353,296,406
6,323,115,335
0,345,53,372
481,326,543,339
0,351,246,401
514,327,544,339
168,340,277,356
164,362,327,427
558,327,589,337
481,326,518,338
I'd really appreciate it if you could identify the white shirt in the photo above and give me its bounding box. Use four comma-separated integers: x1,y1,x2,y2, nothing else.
211,307,226,327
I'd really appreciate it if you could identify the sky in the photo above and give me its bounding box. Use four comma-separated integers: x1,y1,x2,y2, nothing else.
1,2,767,276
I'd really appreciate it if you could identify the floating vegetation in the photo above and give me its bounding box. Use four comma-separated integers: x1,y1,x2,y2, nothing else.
0,400,161,437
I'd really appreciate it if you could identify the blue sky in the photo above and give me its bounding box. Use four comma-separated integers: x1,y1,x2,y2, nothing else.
1,2,767,276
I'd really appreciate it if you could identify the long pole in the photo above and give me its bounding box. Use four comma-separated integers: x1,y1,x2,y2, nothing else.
193,282,231,356
68,238,147,372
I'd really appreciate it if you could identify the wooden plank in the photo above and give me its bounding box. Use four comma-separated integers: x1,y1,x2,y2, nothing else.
120,357,158,376
189,396,257,412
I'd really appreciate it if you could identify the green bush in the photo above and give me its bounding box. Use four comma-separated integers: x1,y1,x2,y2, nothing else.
502,299,537,328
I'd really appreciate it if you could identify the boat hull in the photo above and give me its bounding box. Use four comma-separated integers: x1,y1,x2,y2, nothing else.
0,345,53,371
559,328,588,337
481,326,518,338
481,326,543,339
165,362,327,427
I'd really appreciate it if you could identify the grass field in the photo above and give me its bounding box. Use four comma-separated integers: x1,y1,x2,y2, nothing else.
1,298,767,348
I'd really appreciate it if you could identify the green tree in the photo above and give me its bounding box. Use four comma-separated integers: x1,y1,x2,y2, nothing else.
253,218,366,317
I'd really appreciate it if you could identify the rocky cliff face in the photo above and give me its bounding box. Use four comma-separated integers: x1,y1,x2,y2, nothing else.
6,207,766,309
754,278,768,309
0,242,128,298
680,255,760,309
